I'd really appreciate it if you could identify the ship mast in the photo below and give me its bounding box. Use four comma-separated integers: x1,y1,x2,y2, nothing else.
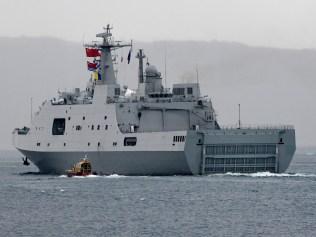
84,24,132,85
136,49,145,84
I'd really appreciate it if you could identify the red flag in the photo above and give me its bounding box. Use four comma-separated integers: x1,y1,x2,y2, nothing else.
87,61,98,71
85,48,101,57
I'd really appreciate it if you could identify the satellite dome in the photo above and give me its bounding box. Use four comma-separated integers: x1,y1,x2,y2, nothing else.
145,65,160,77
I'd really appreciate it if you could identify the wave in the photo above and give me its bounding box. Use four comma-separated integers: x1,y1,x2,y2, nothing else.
212,172,316,178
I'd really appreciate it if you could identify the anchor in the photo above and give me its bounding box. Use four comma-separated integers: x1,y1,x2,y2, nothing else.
22,157,30,166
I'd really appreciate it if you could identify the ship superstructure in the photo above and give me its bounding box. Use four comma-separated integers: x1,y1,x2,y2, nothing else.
12,26,296,175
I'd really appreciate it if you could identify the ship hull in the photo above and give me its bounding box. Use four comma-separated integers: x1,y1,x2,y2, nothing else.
17,149,192,175
16,128,296,175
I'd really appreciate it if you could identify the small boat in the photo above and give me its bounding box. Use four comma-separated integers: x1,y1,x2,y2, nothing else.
66,158,93,177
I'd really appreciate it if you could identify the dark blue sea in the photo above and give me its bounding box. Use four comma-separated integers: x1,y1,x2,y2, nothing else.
1,150,316,237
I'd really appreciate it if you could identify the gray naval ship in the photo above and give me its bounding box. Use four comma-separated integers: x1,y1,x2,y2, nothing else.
13,26,296,175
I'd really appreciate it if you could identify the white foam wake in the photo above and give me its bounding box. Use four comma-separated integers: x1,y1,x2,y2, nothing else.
213,172,316,178
104,174,126,178
58,174,126,178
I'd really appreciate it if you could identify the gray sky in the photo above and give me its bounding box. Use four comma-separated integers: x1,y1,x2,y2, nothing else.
0,0,316,49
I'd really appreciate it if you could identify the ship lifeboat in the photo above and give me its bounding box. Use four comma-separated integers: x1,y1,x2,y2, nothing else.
66,159,92,177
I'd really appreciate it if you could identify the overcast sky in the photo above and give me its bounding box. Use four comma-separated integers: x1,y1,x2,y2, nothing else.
0,0,315,49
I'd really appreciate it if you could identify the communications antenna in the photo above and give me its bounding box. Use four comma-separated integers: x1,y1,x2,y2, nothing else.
196,65,199,84
164,44,167,88
238,104,241,129
30,97,33,123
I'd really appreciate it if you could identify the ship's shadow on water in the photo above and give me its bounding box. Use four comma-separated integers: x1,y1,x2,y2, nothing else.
15,171,59,180
17,172,60,179
18,171,48,176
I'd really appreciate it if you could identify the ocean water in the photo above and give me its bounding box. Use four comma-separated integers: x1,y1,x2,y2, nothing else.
1,150,316,237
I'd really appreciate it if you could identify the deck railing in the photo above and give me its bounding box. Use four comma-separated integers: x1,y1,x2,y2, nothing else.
220,124,294,130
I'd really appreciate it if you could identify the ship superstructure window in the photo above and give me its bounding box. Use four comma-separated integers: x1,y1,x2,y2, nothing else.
91,125,94,130
173,88,185,95
187,87,193,95
105,125,108,130
115,88,120,96
124,137,137,146
173,136,186,142
52,118,66,135
97,125,100,130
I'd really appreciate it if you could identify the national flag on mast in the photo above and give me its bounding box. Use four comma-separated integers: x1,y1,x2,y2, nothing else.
85,48,101,57
93,71,99,80
127,48,132,64
93,71,102,81
87,61,99,71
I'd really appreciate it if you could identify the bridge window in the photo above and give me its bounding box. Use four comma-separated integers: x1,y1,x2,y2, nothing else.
124,137,137,146
187,87,193,95
52,118,65,135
